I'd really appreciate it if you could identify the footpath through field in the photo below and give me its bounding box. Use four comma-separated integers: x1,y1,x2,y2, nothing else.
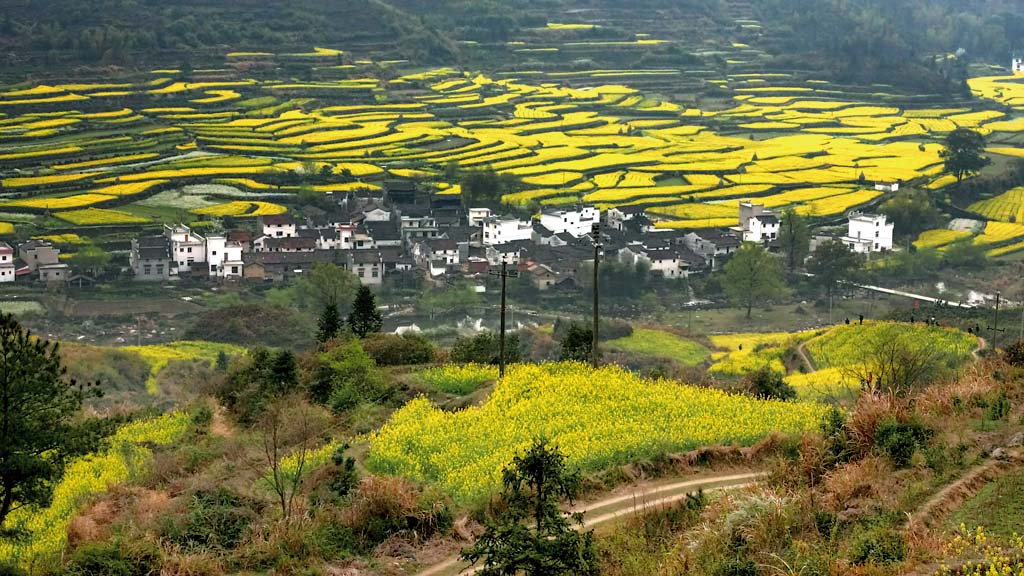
413,471,764,576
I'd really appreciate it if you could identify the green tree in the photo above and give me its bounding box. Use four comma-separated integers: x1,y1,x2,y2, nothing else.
450,332,521,365
317,302,343,344
558,323,593,362
723,243,787,319
67,244,110,277
778,208,811,274
940,127,989,183
294,263,359,312
807,239,862,300
0,314,98,528
270,350,298,395
461,439,599,576
347,285,383,338
879,190,942,239
942,239,988,270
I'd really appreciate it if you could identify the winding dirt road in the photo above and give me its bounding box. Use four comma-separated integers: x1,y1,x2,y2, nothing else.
412,471,764,576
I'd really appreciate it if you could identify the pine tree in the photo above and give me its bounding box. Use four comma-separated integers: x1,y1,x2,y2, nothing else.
347,285,383,338
0,314,99,528
461,439,599,576
317,302,342,343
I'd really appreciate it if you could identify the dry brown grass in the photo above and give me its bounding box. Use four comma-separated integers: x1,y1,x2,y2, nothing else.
821,455,899,518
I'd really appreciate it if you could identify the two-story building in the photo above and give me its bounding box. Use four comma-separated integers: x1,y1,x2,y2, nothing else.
842,212,894,254
164,224,206,274
0,242,14,283
482,216,533,246
731,202,779,244
130,236,173,282
259,214,297,239
539,206,600,238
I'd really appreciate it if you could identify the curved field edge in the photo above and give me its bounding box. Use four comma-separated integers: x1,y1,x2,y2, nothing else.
0,412,191,570
366,362,829,504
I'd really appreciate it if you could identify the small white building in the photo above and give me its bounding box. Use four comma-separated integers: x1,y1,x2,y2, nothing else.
606,205,645,232
874,181,900,193
842,213,894,254
481,216,533,246
467,207,492,227
164,224,206,274
1014,57,1024,74
206,236,245,278
259,214,297,238
539,206,600,238
731,202,779,244
0,242,15,283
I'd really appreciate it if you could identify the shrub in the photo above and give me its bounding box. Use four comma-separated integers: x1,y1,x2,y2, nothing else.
449,332,521,365
329,444,359,498
743,366,796,401
62,540,161,576
308,339,387,412
874,418,932,468
849,528,906,565
987,389,1011,421
1005,340,1024,367
343,477,452,548
165,488,260,551
713,558,758,576
361,333,435,366
0,562,27,576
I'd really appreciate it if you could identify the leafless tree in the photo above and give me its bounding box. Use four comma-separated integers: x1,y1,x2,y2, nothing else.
257,398,328,521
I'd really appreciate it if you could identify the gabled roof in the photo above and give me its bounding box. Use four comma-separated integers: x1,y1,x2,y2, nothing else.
425,238,458,252
260,214,295,227
265,236,317,251
365,220,401,241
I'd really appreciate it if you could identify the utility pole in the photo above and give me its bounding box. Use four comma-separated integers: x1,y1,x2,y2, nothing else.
592,222,601,368
489,259,518,378
988,290,1006,338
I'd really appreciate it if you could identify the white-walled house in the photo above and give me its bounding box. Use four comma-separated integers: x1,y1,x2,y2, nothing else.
164,224,206,274
731,202,779,244
0,242,14,283
874,181,900,193
1014,57,1024,74
539,206,600,238
206,236,245,278
259,214,297,238
468,207,492,227
606,205,645,231
481,216,533,246
842,213,894,253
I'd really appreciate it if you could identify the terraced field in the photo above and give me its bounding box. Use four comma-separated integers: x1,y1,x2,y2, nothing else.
3,46,1024,241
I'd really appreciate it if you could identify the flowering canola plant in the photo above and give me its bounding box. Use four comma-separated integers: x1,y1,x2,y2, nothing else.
368,362,829,504
0,413,190,569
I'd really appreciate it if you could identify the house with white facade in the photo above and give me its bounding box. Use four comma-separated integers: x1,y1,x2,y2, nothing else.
874,181,900,193
468,207,492,227
259,214,297,238
842,213,894,254
0,242,15,283
539,206,600,238
731,202,779,244
482,216,533,246
606,205,646,232
1014,56,1024,74
164,224,206,274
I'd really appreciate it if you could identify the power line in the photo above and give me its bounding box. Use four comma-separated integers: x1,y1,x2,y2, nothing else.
488,259,519,378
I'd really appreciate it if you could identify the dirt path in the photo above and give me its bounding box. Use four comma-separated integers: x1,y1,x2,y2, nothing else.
796,341,817,373
412,471,764,576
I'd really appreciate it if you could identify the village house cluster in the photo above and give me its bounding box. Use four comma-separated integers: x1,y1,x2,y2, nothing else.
118,181,896,289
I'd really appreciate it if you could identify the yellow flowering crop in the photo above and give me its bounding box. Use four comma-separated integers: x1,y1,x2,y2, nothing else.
968,187,1024,223
2,193,115,210
913,229,972,249
54,208,149,225
417,363,499,394
192,201,287,217
368,362,829,503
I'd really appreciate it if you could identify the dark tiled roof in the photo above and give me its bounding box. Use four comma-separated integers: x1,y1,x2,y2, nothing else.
365,220,401,241
349,250,383,265
136,235,170,260
425,238,458,252
261,214,295,227
265,237,317,251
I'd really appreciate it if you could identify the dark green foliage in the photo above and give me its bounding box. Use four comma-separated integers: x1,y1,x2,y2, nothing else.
807,239,862,300
461,439,599,576
215,350,229,372
558,323,593,362
61,539,161,576
987,390,1011,422
304,339,387,412
723,242,787,319
460,168,523,208
450,332,522,365
941,128,989,183
942,240,988,270
879,190,943,239
317,303,343,344
347,286,383,338
553,317,631,342
743,366,796,401
0,562,27,576
166,488,260,551
185,304,315,350
216,348,299,423
1004,341,1024,367
778,209,811,274
329,444,359,498
361,333,435,366
874,418,932,468
821,407,855,464
713,558,759,576
0,314,99,528
61,345,149,397
849,528,906,566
